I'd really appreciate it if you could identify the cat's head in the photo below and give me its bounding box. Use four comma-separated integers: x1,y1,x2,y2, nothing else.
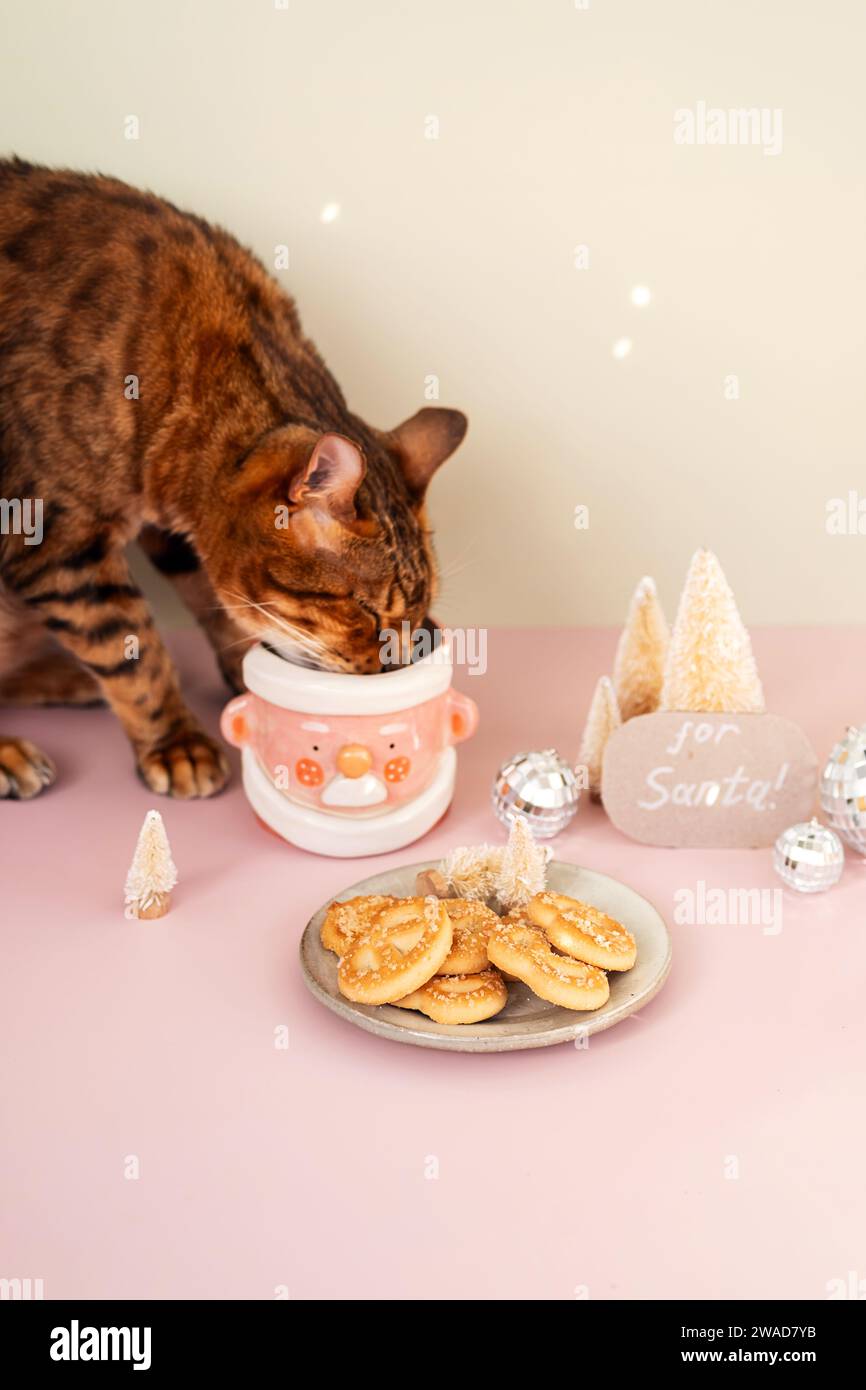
209,407,467,673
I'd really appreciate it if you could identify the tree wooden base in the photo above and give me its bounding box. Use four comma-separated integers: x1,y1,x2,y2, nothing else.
132,892,171,920
414,869,450,898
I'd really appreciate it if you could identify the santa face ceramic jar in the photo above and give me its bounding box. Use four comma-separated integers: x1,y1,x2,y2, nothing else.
220,638,478,857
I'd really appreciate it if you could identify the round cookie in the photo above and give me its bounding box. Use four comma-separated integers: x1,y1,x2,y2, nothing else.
338,897,453,1005
527,891,636,971
487,919,609,1011
393,969,508,1024
436,899,499,975
496,905,535,981
320,894,397,957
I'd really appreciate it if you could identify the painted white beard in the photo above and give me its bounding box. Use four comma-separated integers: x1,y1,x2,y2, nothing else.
321,772,388,808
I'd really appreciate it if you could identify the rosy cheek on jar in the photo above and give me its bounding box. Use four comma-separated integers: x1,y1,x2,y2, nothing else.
295,757,324,787
384,756,411,783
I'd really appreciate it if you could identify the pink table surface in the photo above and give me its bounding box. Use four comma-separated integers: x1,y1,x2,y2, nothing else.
1,627,864,1302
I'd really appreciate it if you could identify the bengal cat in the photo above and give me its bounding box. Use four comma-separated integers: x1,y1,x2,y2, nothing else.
0,158,466,799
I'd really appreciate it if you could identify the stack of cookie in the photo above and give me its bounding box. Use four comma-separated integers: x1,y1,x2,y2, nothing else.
320,887,637,1027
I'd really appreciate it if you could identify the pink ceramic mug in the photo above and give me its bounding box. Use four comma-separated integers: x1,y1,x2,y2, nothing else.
221,638,478,857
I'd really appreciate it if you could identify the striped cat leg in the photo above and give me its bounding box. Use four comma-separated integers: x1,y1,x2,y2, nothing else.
0,593,58,795
137,527,253,692
0,603,103,705
0,647,102,705
22,555,229,798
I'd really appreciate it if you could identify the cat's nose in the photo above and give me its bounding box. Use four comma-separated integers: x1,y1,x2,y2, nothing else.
336,744,373,778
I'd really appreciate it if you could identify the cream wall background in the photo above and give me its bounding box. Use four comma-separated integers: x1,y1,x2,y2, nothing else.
2,0,864,626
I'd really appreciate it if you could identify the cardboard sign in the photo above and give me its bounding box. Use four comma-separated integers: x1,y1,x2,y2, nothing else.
601,712,818,848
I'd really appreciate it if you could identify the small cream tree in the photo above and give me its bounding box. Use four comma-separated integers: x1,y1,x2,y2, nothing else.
613,575,670,721
579,675,622,801
124,809,178,919
495,814,548,910
660,549,765,713
441,843,504,901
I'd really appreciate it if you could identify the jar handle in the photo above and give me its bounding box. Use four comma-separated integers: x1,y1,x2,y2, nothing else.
221,694,255,748
447,689,479,745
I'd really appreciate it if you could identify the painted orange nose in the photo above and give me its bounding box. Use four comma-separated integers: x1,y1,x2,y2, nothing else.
337,743,373,778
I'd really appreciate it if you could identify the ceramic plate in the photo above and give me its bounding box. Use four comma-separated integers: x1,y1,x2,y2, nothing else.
299,860,672,1052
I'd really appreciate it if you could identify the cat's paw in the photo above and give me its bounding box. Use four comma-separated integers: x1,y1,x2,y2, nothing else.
136,728,230,799
0,736,57,799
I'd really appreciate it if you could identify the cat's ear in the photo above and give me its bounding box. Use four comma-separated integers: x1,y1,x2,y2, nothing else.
390,407,468,498
288,433,366,521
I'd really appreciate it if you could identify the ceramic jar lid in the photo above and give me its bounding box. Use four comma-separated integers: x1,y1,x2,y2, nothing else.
241,639,454,716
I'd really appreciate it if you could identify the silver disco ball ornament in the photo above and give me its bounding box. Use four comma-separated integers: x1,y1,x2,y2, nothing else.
773,818,844,893
820,725,866,854
491,748,580,838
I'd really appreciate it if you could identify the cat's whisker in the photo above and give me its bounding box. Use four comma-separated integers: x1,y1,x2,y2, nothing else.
223,588,330,664
216,634,260,654
436,542,480,585
206,598,290,616
444,556,478,578
220,590,293,629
